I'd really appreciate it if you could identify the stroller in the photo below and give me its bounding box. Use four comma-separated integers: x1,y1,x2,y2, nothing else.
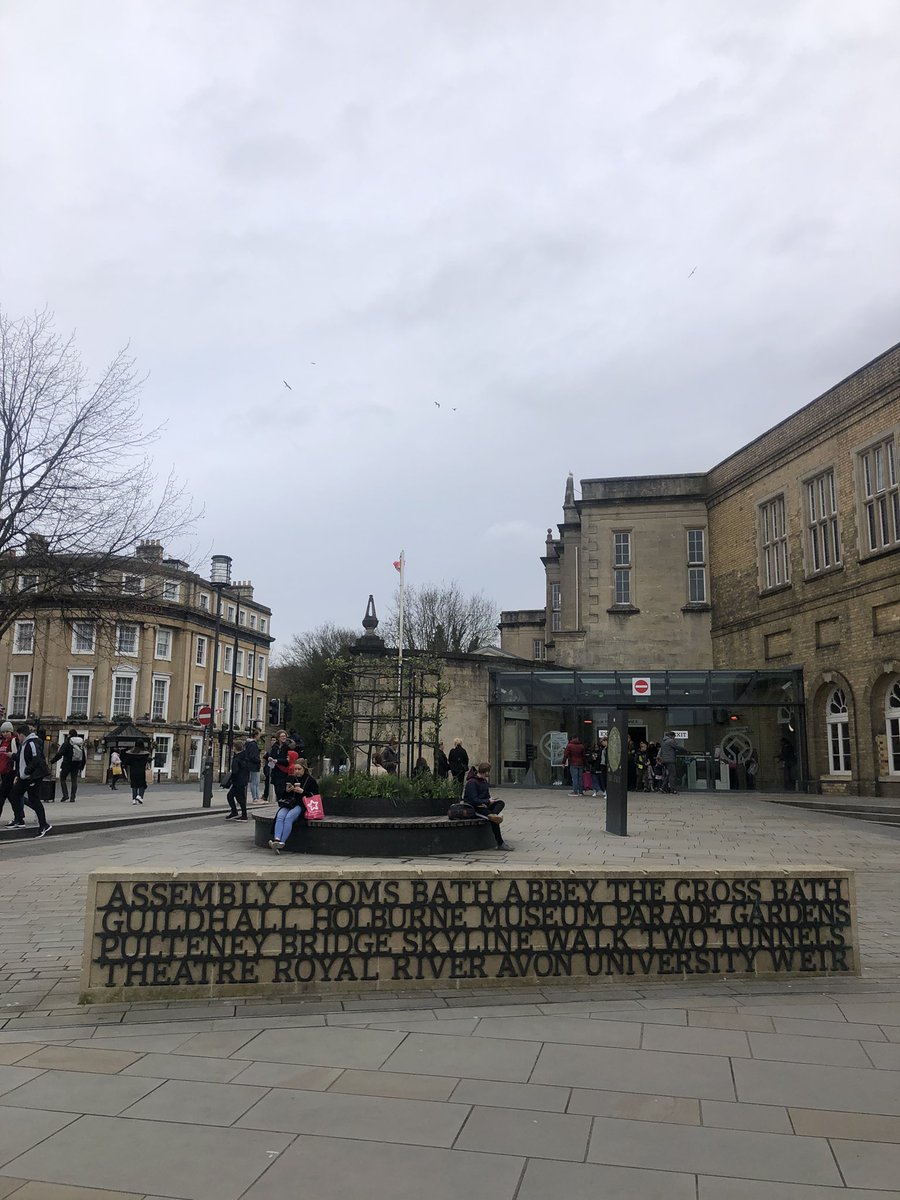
650,759,666,792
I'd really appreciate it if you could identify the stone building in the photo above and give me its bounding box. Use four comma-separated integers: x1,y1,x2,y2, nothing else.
0,541,273,782
501,341,900,796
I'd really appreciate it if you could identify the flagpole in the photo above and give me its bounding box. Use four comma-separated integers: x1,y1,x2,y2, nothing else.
397,551,405,770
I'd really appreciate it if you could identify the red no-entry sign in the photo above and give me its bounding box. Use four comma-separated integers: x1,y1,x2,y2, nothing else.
632,677,651,696
196,705,212,726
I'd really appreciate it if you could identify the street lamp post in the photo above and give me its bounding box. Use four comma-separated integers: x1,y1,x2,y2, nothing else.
201,554,232,808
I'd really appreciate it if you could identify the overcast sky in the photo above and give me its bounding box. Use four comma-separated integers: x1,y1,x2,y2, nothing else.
2,1,898,653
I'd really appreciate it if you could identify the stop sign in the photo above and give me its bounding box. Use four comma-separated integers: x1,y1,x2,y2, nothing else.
632,677,651,696
196,705,212,727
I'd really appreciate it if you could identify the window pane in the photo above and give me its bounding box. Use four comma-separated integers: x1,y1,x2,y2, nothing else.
688,567,706,603
614,569,630,605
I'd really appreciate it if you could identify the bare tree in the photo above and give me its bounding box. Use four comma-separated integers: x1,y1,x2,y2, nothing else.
270,623,358,758
386,582,499,653
0,308,196,639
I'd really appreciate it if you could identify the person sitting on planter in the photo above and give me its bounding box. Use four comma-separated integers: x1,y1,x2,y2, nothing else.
462,761,510,851
269,759,319,853
412,755,430,779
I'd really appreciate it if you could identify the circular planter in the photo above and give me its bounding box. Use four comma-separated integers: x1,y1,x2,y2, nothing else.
253,813,496,856
321,792,451,818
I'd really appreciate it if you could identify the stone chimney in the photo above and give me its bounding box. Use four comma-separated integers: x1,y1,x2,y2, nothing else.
135,539,164,563
232,581,255,601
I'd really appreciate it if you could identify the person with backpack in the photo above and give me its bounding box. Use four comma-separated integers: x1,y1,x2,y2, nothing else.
0,720,19,825
51,729,86,803
11,724,53,837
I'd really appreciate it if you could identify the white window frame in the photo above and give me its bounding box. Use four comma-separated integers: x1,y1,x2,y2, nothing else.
121,574,144,595
195,636,207,668
250,614,257,630
686,529,706,604
72,621,97,655
18,574,38,592
859,436,900,554
257,655,266,682
161,579,180,602
532,638,545,661
222,690,231,724
150,675,170,722
115,622,140,657
255,695,263,721
188,736,203,775
235,648,244,676
806,469,842,574
613,531,632,606
152,734,173,777
886,680,900,776
192,682,204,719
66,669,94,720
234,690,243,728
8,672,31,719
246,652,255,679
13,620,35,654
154,628,172,660
198,592,210,612
238,610,246,626
223,645,233,674
111,671,137,720
759,495,791,590
260,618,267,634
826,687,851,776
226,604,236,623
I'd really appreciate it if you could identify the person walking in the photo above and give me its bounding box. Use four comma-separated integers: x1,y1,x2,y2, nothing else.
269,759,319,852
563,734,586,796
0,721,23,827
777,738,797,789
656,731,680,794
434,741,450,781
244,734,262,804
122,741,151,805
11,724,52,838
108,749,125,790
262,734,280,801
593,736,608,798
51,729,86,803
461,762,510,850
224,738,250,821
448,738,469,792
635,741,653,791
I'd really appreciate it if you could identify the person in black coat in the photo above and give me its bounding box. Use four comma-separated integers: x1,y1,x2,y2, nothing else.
434,741,450,781
51,730,86,803
122,741,151,805
448,739,469,792
11,724,53,836
462,762,509,850
224,739,250,820
243,735,262,803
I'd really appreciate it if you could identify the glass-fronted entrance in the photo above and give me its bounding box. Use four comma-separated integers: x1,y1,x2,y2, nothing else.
490,669,804,792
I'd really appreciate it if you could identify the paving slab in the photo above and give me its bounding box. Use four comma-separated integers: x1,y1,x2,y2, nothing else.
688,1009,776,1032
790,1108,900,1142
586,1116,841,1184
641,1024,751,1057
0,1045,45,1065
0,1108,77,1170
238,1134,524,1200
449,1078,570,1112
228,1060,342,1089
515,1157,696,1200
532,1042,735,1099
0,1070,161,1116
473,1015,641,1048
734,1058,900,1115
700,1099,792,1133
120,1078,269,1125
2,1114,294,1200
233,1026,404,1069
3,1184,145,1199
698,1179,900,1199
382,1032,541,1082
747,1031,873,1067
237,1087,469,1147
120,1052,245,1083
771,1016,887,1040
831,1138,900,1190
327,1068,457,1101
455,1104,591,1161
862,1040,900,1069
568,1088,700,1124
16,1046,141,1074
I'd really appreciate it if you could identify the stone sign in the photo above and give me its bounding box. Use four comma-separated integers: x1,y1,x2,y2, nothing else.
80,867,858,1002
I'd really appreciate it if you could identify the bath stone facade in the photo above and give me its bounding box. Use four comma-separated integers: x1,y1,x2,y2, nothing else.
81,866,857,1002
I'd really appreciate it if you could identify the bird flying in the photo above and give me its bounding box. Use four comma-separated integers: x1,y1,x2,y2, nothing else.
688,267,697,278
283,380,292,390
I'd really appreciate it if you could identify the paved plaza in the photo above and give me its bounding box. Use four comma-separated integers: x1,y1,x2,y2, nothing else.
0,789,899,1197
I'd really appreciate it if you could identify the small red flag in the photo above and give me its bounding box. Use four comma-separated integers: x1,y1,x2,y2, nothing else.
392,560,402,572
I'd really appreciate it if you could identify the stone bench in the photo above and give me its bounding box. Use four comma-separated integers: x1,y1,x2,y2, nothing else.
252,812,496,856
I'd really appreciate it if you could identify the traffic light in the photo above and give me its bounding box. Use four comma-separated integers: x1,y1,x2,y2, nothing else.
283,701,294,724
268,698,281,726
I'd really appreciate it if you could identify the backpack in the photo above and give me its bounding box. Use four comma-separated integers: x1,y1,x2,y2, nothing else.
70,742,84,764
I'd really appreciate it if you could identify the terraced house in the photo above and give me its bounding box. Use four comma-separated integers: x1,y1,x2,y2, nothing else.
0,540,273,783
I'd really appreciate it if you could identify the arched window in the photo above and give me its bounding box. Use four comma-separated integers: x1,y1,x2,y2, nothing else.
826,688,851,775
886,681,900,775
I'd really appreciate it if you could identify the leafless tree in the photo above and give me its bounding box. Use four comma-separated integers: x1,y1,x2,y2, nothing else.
386,582,499,653
0,308,196,640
